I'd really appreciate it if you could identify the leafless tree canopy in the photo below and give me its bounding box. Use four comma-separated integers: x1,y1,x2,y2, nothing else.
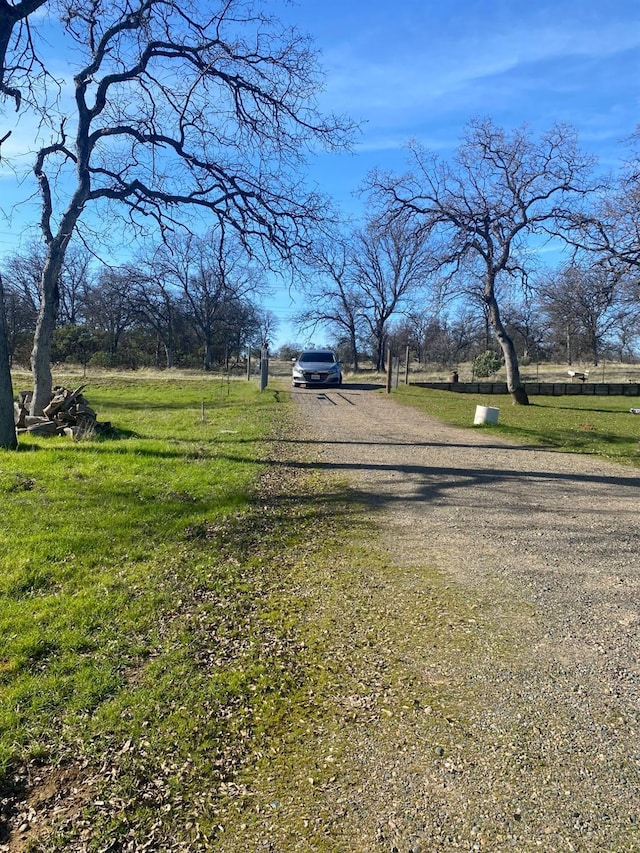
31,0,352,254
297,215,433,370
0,0,48,112
1,0,355,412
366,119,599,402
567,126,640,273
148,229,266,369
296,233,363,367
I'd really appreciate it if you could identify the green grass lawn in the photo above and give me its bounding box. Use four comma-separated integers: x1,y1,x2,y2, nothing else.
1,374,336,847
393,385,640,466
1,378,264,721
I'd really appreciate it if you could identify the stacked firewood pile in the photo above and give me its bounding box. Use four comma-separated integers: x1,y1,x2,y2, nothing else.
14,384,112,439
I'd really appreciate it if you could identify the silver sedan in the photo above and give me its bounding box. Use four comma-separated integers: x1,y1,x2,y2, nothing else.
292,350,343,388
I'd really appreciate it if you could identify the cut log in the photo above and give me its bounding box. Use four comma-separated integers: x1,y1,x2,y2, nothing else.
24,415,49,427
43,393,69,419
61,384,88,411
75,404,97,418
55,411,77,425
27,420,59,436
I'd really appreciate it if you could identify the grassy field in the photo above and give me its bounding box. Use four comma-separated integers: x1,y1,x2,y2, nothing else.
2,373,355,848
392,384,640,466
2,369,639,848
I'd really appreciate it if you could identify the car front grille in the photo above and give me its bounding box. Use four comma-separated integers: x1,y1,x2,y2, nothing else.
302,371,330,381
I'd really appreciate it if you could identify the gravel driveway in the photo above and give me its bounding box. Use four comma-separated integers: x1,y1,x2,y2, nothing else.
283,383,640,853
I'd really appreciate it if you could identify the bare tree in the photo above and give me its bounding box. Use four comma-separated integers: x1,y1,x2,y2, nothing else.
58,245,93,326
609,311,640,362
153,230,265,370
447,308,488,364
369,119,597,403
2,241,44,317
83,267,137,358
539,265,628,365
0,0,48,112
396,305,487,367
128,271,182,368
297,234,363,369
351,216,433,371
252,308,278,353
13,0,352,412
2,239,95,349
1,279,36,364
567,127,640,273
501,291,546,365
1,242,42,366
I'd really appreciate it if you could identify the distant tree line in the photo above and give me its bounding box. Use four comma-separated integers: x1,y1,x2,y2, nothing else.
1,232,278,371
287,256,640,372
383,261,639,371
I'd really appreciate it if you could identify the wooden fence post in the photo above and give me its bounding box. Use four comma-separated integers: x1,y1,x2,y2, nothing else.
260,347,269,391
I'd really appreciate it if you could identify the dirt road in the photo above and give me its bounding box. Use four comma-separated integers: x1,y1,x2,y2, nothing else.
282,383,640,852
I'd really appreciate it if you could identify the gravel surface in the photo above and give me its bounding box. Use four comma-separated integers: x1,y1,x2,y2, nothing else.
271,384,640,853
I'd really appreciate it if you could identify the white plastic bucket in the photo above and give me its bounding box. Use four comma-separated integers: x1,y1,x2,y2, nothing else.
474,405,500,425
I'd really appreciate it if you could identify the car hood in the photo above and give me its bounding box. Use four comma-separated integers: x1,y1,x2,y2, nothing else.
295,360,338,370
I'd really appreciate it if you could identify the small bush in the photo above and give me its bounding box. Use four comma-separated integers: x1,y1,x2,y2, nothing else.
474,350,502,378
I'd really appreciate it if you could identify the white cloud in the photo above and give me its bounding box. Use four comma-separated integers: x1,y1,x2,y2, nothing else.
308,0,640,173
319,8,640,119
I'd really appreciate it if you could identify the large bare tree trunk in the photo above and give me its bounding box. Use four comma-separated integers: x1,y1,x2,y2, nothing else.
486,285,529,405
501,334,529,405
0,274,18,449
30,249,62,415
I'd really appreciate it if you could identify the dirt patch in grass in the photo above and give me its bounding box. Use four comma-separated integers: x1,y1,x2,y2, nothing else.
2,764,97,852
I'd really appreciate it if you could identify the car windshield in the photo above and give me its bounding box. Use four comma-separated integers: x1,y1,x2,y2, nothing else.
299,352,335,363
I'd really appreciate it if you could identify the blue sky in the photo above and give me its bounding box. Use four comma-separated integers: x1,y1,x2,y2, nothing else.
1,0,639,351
267,0,640,348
